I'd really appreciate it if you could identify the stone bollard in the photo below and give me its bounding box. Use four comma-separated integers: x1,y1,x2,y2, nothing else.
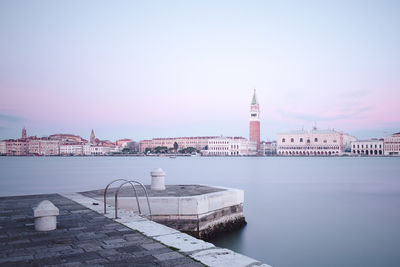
33,200,59,231
151,168,166,190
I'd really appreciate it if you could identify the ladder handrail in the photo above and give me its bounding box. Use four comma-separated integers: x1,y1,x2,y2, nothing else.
115,181,141,219
129,180,152,220
104,179,129,214
104,179,153,220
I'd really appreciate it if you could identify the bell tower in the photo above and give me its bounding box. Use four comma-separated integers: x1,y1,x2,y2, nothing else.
249,89,260,152
90,129,95,144
22,127,27,139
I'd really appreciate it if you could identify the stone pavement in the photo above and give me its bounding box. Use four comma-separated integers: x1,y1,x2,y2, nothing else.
0,194,204,266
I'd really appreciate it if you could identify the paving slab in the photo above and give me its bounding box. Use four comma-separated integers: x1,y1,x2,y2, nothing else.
0,194,203,266
123,220,180,237
64,192,271,267
153,232,215,252
190,248,272,267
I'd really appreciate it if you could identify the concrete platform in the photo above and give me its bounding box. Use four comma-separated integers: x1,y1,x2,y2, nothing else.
0,194,203,266
0,192,271,267
82,184,246,239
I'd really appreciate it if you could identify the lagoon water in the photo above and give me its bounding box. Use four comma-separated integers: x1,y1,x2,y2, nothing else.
1,156,400,267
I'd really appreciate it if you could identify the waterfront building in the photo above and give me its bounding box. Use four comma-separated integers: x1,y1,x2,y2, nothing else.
40,139,60,156
4,139,29,156
28,139,40,155
260,141,277,155
249,89,260,152
139,136,219,153
246,140,258,156
204,137,257,156
28,139,60,156
90,145,111,155
0,141,6,155
277,128,356,156
60,143,84,156
351,139,383,156
384,132,400,156
83,144,91,156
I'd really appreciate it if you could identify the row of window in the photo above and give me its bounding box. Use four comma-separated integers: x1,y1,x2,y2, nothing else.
352,150,383,155
208,152,229,155
353,144,382,149
282,138,337,143
210,147,229,150
278,146,340,150
208,151,240,155
278,151,339,155
210,141,229,145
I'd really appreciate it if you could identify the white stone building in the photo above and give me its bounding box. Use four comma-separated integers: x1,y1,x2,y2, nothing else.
81,144,112,155
204,137,257,156
351,139,384,156
277,129,356,156
260,141,277,155
384,132,400,156
90,145,111,155
60,144,84,156
83,144,91,156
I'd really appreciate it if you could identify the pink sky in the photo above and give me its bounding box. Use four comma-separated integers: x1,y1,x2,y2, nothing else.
1,1,399,141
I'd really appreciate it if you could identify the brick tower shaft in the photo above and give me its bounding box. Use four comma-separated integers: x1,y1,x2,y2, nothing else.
249,89,260,152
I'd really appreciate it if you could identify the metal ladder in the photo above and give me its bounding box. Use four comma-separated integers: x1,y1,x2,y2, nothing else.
103,179,152,220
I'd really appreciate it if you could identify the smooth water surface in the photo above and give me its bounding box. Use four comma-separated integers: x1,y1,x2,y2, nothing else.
1,156,399,267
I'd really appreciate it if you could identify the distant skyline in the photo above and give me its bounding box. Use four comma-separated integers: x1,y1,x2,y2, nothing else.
1,1,399,141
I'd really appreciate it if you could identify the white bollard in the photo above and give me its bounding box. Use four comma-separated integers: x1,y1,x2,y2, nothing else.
151,168,166,190
33,200,59,231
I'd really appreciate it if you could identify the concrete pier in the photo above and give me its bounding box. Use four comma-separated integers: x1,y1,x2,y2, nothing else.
83,184,246,240
0,192,271,266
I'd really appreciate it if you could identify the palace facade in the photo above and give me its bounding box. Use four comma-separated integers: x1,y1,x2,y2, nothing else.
277,128,356,156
